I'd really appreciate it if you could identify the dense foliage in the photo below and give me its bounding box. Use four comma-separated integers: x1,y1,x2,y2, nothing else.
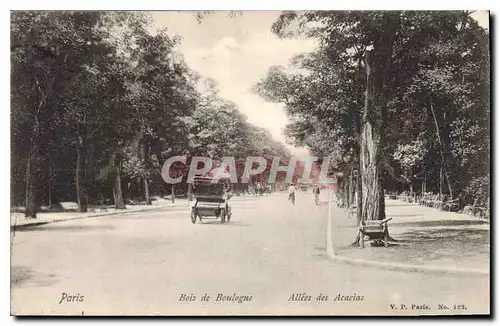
11,11,289,216
255,11,490,219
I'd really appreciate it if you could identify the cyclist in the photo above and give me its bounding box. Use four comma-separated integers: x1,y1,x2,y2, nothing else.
313,185,320,205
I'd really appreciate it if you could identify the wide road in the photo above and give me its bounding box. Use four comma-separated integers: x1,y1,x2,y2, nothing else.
11,192,489,315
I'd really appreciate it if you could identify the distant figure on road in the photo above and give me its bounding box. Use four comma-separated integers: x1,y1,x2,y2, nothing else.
313,185,320,205
222,183,232,201
288,183,297,205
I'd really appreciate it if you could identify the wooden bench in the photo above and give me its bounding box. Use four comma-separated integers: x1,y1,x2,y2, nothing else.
428,200,442,209
358,218,393,248
473,206,488,218
443,198,459,212
89,199,111,212
348,206,357,219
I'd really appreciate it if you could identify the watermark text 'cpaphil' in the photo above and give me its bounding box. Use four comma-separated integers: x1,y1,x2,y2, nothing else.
160,156,337,184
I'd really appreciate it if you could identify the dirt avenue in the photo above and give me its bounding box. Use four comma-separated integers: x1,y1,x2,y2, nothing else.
11,192,489,315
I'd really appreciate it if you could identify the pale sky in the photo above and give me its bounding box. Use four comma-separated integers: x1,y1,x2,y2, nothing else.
150,11,315,157
150,11,489,157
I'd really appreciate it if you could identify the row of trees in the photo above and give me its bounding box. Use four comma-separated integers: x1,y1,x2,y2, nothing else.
11,11,289,218
255,11,490,223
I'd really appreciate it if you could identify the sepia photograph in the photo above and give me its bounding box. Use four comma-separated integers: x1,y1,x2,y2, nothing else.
9,9,490,316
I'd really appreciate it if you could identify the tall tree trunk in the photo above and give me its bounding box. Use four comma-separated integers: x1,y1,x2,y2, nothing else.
113,153,126,209
439,167,443,201
423,172,427,193
360,50,385,221
349,167,355,207
336,177,345,207
25,139,38,218
360,125,384,221
143,178,151,205
355,118,363,226
24,100,43,218
429,94,453,199
24,63,59,218
359,15,400,222
356,164,363,226
141,139,151,205
47,148,52,208
76,135,88,213
137,179,141,200
343,170,350,209
421,171,425,195
188,183,193,201
379,187,386,219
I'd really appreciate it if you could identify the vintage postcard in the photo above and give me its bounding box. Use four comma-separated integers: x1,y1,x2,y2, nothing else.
10,10,490,316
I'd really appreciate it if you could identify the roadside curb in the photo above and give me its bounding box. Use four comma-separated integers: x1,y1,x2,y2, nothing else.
326,193,489,277
326,251,489,277
10,195,282,231
10,205,167,231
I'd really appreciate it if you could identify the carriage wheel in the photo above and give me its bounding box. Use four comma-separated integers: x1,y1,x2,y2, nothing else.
220,208,226,223
191,209,197,224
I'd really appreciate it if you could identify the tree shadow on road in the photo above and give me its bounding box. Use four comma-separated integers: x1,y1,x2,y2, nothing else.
14,224,116,232
341,228,490,269
199,221,252,227
109,214,185,220
400,228,489,242
11,222,51,231
385,203,420,207
391,219,489,227
11,266,61,288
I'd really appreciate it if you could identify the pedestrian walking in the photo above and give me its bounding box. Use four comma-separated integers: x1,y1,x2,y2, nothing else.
313,185,320,205
288,183,297,205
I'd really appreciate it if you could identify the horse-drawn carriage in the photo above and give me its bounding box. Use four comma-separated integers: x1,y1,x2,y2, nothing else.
190,176,232,224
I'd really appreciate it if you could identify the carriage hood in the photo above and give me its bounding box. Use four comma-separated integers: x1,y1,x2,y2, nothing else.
194,196,226,203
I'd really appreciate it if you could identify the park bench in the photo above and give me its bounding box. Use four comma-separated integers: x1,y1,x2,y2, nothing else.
465,199,489,218
358,217,393,248
89,206,108,212
397,194,417,203
473,206,488,218
443,198,459,212
473,199,490,218
348,206,357,219
419,193,440,208
428,200,442,209
397,195,408,202
462,198,485,217
89,199,111,212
